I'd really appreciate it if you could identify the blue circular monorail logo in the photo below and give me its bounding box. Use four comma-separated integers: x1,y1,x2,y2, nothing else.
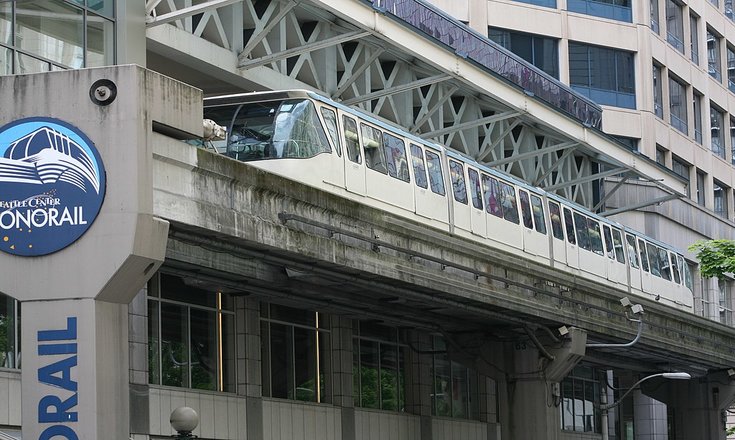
0,118,106,256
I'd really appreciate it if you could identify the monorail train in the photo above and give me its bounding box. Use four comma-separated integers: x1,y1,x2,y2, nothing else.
200,90,694,312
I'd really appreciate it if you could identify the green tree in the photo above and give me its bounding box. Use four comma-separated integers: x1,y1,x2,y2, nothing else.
688,239,735,279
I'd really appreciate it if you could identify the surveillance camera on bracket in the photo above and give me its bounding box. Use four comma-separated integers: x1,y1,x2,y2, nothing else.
558,326,569,336
620,297,632,308
630,304,644,315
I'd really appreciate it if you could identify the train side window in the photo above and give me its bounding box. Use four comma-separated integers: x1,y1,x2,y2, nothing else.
449,160,468,204
500,182,519,224
588,219,603,256
410,144,428,189
468,168,483,210
625,234,639,268
563,207,576,245
361,123,387,174
670,252,681,284
611,229,625,263
574,212,590,251
482,175,503,218
320,107,341,157
519,190,533,229
658,248,672,281
602,225,614,260
638,238,650,272
384,132,410,182
646,243,661,277
343,116,361,164
676,255,686,285
530,195,547,234
548,201,564,240
425,150,445,195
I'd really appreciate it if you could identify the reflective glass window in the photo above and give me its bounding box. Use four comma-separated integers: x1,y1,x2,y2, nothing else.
343,116,361,164
574,213,590,250
638,239,650,272
603,225,614,260
659,248,672,281
320,108,342,157
612,229,625,263
361,123,386,173
17,0,84,68
563,207,576,245
384,132,409,182
410,144,428,189
482,175,503,218
671,252,681,284
353,322,405,412
647,243,661,277
86,13,113,67
588,219,603,255
501,182,519,224
468,168,483,210
530,195,546,234
626,234,639,268
449,160,468,204
519,190,533,229
426,150,445,195
548,201,563,239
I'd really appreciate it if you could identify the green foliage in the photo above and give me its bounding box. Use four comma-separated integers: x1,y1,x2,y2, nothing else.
727,425,735,436
688,240,735,279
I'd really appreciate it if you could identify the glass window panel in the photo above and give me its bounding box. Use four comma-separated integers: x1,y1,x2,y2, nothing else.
468,168,483,210
320,108,341,157
222,313,236,392
531,195,547,234
359,321,396,341
433,350,452,416
501,182,519,224
653,64,663,119
261,321,271,396
161,303,189,388
362,123,386,174
626,234,639,268
603,225,614,260
574,379,584,431
574,213,590,250
659,248,672,281
671,252,681,284
426,150,445,196
483,175,503,218
563,207,576,245
380,344,399,410
318,330,330,403
588,219,603,255
86,14,113,67
519,190,533,229
17,0,84,68
343,116,361,164
190,308,217,391
690,15,699,65
638,238,650,272
398,347,407,411
449,160,468,204
669,77,687,134
612,229,626,263
0,2,11,46
160,273,217,308
148,300,160,385
88,0,114,18
548,201,564,239
647,243,661,277
384,132,409,182
569,43,590,87
0,47,10,75
268,323,292,399
16,52,49,74
451,362,469,418
294,326,317,402
562,380,574,429
410,144,428,189
353,339,361,407
708,30,721,81
269,304,316,327
666,0,684,53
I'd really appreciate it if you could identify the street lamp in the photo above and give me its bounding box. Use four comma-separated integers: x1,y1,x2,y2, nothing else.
600,372,691,440
170,406,199,439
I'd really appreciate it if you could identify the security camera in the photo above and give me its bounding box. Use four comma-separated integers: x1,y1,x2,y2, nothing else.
630,304,644,315
558,326,569,336
620,297,632,308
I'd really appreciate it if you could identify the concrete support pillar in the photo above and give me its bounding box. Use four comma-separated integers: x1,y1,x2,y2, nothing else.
404,331,434,439
22,299,130,439
330,316,355,440
239,297,263,440
644,371,735,440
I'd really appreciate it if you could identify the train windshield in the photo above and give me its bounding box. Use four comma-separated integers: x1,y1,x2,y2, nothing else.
206,98,331,161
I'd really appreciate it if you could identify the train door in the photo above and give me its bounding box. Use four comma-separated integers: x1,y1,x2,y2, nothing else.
603,225,627,286
411,146,449,223
561,206,579,269
447,158,472,234
547,200,567,266
318,106,345,188
467,167,487,237
481,174,523,250
638,238,653,294
518,189,549,258
340,113,366,195
625,233,642,292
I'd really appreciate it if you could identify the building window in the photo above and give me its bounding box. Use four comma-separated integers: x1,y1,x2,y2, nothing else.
653,64,664,119
567,0,632,22
710,0,720,8
656,145,667,165
690,15,699,65
0,0,115,74
696,170,706,206
148,273,236,392
509,0,557,8
569,42,636,109
489,28,559,78
651,0,660,33
714,180,729,218
431,336,479,419
731,117,735,165
669,76,688,134
693,91,703,144
353,322,407,411
0,293,20,369
560,366,602,433
610,135,639,151
711,105,725,159
672,155,690,196
720,280,733,325
666,0,685,53
261,303,331,403
728,45,735,93
728,0,735,20
707,29,722,82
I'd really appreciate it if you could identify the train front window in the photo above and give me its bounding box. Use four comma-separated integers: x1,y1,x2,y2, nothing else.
216,99,331,161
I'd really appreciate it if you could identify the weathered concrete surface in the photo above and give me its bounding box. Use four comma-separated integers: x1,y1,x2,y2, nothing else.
152,136,735,373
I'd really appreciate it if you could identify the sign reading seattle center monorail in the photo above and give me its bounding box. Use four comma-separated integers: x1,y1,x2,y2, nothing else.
0,118,106,256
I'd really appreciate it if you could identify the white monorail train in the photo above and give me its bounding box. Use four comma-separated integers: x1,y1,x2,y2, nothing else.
202,90,694,312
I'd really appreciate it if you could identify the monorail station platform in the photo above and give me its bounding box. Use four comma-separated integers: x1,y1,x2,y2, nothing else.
3,66,735,439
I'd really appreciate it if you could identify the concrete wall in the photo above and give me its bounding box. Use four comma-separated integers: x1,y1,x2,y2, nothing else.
354,409,421,440
432,418,488,440
0,369,21,427
263,399,342,440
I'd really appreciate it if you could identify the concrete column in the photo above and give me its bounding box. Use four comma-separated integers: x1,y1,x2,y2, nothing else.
330,316,355,440
238,297,263,440
644,371,735,440
404,331,434,439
